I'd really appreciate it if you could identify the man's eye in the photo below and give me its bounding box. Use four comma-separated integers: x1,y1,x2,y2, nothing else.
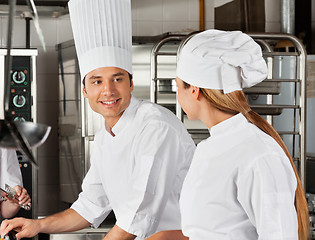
114,78,122,82
93,80,101,85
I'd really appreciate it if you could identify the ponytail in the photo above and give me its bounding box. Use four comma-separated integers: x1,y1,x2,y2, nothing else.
199,88,309,240
245,110,309,240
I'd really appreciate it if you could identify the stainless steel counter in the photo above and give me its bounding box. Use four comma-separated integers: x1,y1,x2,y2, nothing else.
49,226,112,240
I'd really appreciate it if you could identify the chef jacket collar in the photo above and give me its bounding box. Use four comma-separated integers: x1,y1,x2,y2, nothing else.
209,113,247,137
109,94,139,136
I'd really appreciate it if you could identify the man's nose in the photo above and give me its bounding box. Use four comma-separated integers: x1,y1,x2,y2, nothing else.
101,81,115,96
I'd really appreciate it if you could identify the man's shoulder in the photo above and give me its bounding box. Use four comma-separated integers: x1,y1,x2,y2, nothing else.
135,101,195,145
136,100,180,125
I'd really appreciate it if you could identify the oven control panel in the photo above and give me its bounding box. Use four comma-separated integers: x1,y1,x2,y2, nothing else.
8,56,32,124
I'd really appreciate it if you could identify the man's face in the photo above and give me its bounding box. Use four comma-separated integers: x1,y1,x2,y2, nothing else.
83,67,134,127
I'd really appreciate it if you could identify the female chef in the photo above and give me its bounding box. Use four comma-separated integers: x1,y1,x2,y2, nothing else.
0,148,31,220
175,30,309,240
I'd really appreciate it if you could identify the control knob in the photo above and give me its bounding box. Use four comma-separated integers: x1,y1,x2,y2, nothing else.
14,116,26,122
12,71,26,84
13,94,26,108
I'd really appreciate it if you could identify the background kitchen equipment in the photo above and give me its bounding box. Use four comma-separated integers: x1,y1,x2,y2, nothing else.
0,49,39,224
0,0,44,166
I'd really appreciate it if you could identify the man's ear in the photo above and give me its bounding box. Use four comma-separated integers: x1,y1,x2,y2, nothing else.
130,79,134,92
192,86,201,100
82,86,88,98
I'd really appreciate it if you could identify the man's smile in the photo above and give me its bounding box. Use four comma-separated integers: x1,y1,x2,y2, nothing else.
100,98,120,106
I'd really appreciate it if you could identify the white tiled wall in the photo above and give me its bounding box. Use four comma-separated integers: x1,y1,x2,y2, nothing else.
0,0,281,216
132,0,215,35
131,0,279,36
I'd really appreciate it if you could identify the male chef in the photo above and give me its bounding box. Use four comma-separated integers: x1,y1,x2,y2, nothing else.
0,0,195,239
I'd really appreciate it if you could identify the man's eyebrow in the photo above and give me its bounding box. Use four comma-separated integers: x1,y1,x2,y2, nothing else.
88,75,102,80
112,72,125,77
88,72,125,80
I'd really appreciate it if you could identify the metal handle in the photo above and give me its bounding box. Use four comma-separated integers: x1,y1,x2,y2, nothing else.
3,0,16,116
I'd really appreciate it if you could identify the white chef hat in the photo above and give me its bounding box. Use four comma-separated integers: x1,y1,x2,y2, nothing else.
68,0,132,80
176,29,268,94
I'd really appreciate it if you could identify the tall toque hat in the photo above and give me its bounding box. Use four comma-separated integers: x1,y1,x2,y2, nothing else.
68,0,132,80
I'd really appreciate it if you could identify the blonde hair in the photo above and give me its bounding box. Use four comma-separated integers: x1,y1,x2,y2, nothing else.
199,87,309,240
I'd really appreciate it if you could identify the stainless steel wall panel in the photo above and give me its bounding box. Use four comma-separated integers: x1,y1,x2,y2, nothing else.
59,155,84,203
59,136,83,157
57,40,79,74
59,74,81,101
59,100,82,130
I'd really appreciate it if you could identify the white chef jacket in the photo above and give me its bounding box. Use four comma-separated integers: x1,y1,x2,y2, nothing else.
71,95,196,239
0,148,22,189
180,113,298,240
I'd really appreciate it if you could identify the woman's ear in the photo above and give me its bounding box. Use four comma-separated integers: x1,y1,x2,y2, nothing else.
192,86,201,100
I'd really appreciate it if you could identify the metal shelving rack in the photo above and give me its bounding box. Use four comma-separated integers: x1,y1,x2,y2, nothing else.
150,34,188,104
150,33,307,188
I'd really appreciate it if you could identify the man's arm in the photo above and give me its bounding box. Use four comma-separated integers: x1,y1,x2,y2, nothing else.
103,225,136,240
0,208,91,240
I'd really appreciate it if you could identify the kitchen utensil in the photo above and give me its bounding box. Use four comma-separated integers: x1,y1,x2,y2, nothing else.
0,184,31,211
